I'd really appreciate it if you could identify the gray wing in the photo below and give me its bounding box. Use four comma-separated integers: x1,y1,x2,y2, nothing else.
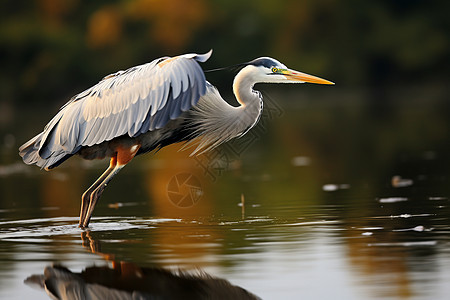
19,50,212,169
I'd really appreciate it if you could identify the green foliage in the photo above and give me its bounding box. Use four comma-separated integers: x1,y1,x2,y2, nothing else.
1,1,448,104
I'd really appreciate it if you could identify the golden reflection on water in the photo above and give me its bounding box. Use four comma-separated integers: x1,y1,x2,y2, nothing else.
41,170,84,216
144,144,213,218
143,144,219,268
345,227,412,299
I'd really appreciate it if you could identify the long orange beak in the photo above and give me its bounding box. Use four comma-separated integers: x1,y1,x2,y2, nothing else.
282,69,335,85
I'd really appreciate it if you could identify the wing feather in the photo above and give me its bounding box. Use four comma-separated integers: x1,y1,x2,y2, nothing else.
28,50,212,168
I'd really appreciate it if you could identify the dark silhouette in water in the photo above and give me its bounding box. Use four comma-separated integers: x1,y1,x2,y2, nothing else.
25,263,260,300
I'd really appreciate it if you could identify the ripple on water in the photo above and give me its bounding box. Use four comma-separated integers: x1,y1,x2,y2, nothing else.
0,216,185,241
378,197,409,203
367,240,438,247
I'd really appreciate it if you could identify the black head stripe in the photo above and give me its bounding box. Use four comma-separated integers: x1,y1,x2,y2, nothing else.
205,57,283,74
246,57,281,69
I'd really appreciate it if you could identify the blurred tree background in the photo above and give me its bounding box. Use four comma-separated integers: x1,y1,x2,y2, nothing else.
0,0,449,153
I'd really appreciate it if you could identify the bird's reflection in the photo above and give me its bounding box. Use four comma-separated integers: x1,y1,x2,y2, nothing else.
25,231,260,300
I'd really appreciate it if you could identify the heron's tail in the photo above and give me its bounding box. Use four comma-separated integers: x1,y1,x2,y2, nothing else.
19,133,70,170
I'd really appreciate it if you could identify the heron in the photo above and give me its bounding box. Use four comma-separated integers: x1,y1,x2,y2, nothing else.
19,50,334,228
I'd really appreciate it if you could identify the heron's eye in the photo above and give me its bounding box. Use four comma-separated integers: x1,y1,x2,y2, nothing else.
271,67,278,73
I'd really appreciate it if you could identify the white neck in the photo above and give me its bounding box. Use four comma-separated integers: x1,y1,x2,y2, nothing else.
233,66,263,105
185,68,264,155
232,66,263,132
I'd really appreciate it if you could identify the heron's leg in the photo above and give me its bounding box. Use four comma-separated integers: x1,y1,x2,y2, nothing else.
81,144,141,228
79,156,117,227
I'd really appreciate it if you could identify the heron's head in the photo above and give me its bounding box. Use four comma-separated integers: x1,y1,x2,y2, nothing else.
241,57,334,85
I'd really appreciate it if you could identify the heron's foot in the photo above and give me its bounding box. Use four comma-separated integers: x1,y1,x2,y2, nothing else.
78,222,89,229
81,184,106,228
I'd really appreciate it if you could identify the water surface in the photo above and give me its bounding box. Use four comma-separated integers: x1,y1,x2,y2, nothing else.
1,88,450,299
